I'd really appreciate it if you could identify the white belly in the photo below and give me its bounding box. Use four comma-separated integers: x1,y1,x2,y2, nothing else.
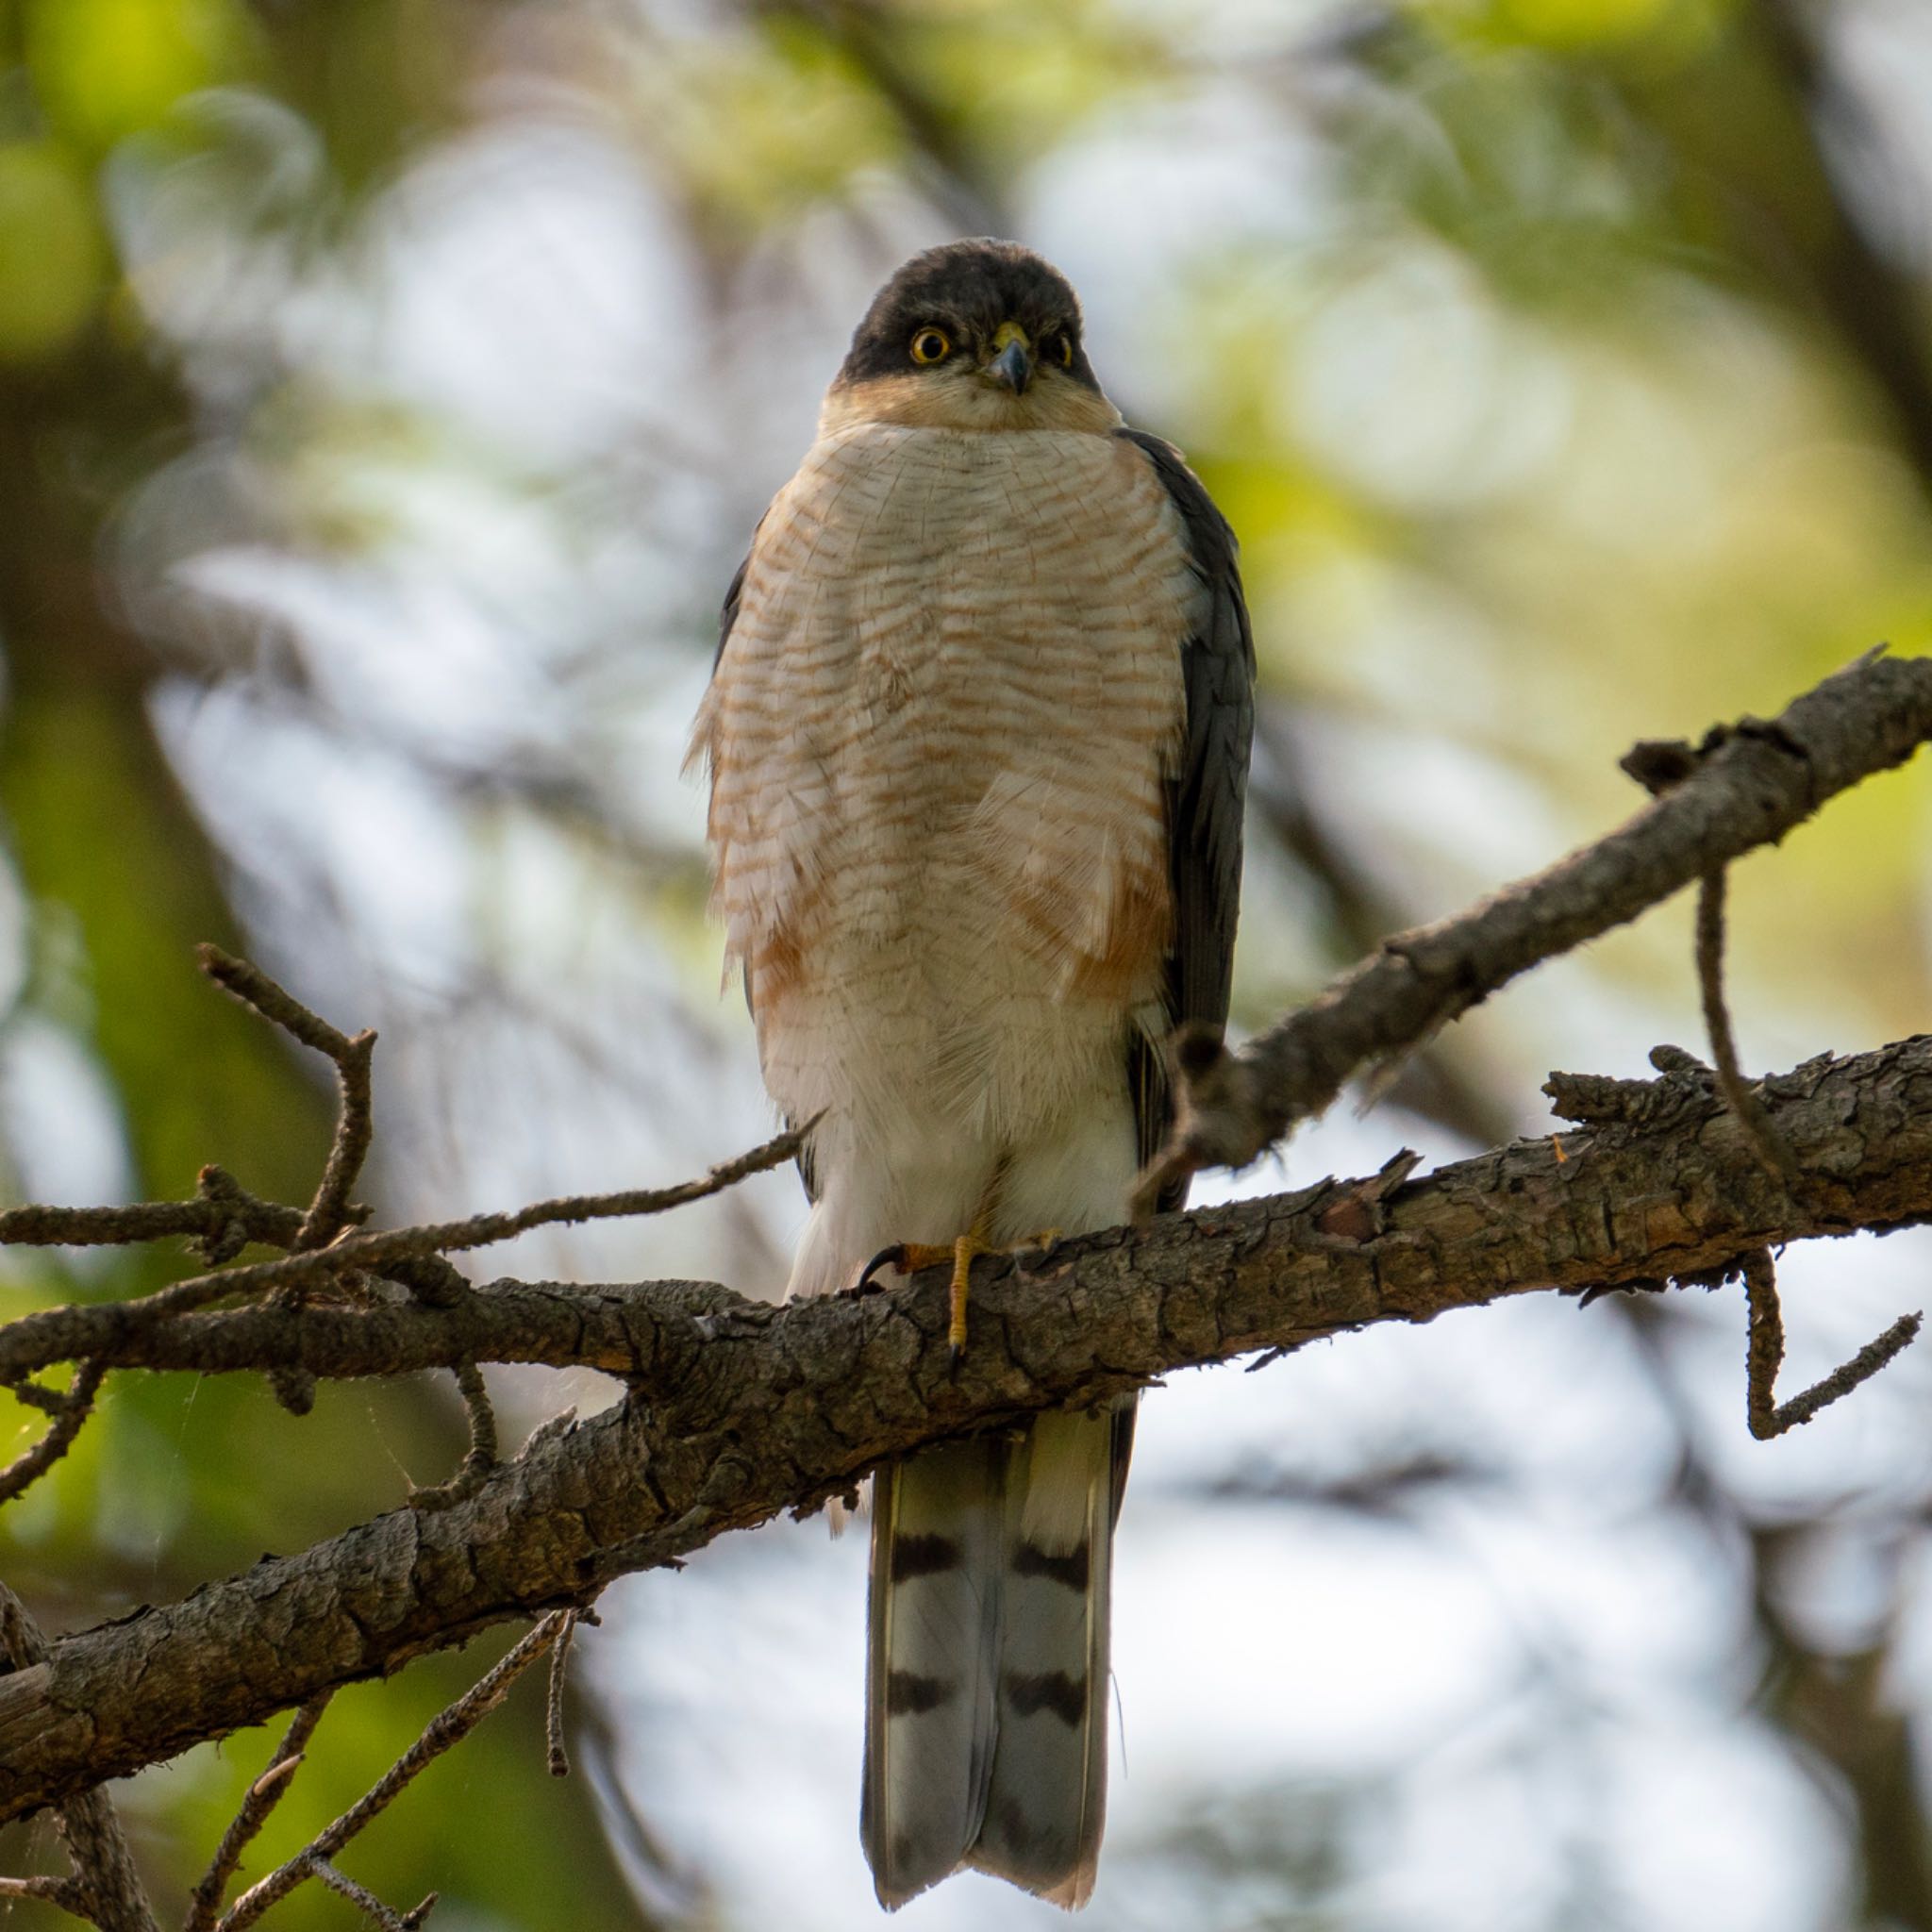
693,424,1196,1294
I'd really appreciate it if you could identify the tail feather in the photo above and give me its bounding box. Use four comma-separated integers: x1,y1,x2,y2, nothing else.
968,1401,1132,1908
862,1435,1006,1908
863,1398,1137,1912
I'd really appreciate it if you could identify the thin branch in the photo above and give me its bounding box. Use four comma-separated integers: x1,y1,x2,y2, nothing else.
211,1615,570,1932
198,946,379,1412
182,1694,332,1932
303,1859,436,1932
1687,851,1922,1434
299,1028,375,1245
0,1122,813,1381
0,1358,105,1505
408,1359,499,1511
453,1358,497,1480
1694,869,1801,1184
1741,1247,1922,1441
546,1609,581,1778
194,949,378,1255
0,1194,305,1254
1134,649,1932,1212
195,945,359,1065
1249,705,1519,1148
0,1874,93,1912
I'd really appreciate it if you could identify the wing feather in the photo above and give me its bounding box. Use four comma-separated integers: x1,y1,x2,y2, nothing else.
1116,430,1256,1213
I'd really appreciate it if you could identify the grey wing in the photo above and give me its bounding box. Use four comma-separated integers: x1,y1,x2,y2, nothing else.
711,535,821,1201
1117,429,1257,1218
713,548,750,670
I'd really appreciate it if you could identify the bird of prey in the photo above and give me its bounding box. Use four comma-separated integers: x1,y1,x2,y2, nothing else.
689,239,1254,1910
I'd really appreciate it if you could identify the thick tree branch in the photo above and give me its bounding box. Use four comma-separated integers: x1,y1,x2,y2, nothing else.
3,1031,1929,1819
1134,649,1932,1208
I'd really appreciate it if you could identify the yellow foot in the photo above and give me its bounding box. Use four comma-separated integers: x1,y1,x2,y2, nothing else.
853,1228,1063,1365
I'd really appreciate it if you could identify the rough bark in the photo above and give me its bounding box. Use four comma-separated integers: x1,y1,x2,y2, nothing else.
3,1033,1928,1822
1140,648,1932,1198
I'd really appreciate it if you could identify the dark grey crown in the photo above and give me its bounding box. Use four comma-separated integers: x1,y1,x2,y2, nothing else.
834,240,1101,391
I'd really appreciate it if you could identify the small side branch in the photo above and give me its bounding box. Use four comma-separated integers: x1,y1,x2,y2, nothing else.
211,1614,572,1932
305,1859,436,1932
545,1608,586,1778
1683,867,1922,1435
0,1874,94,1914
1693,870,1801,1185
182,1694,331,1932
0,1358,106,1506
1741,1248,1922,1440
409,1360,500,1511
199,946,379,1413
0,1122,812,1383
197,949,380,1256
0,1193,305,1254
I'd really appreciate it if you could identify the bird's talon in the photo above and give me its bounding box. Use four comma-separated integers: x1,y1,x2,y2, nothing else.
853,1240,958,1294
853,1243,908,1294
858,1227,1003,1357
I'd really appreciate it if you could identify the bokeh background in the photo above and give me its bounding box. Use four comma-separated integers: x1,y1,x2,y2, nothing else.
4,0,1932,1925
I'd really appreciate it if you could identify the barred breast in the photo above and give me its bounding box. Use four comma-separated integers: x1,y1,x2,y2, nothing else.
691,424,1193,1257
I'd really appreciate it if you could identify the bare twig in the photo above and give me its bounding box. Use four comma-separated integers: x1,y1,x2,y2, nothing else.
0,1358,106,1505
1741,1247,1922,1440
182,1694,332,1932
1694,870,1801,1184
195,945,360,1066
0,1874,93,1912
409,1359,499,1511
0,1121,813,1381
198,947,380,1410
454,1358,497,1479
1134,649,1932,1212
0,1191,307,1255
304,1859,436,1932
546,1609,579,1777
196,948,378,1254
296,1024,375,1249
211,1615,571,1932
1686,868,1921,1433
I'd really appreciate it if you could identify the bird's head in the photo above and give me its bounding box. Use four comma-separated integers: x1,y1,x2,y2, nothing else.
820,240,1121,436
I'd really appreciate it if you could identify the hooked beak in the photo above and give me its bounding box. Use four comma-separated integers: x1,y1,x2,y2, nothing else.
985,337,1033,395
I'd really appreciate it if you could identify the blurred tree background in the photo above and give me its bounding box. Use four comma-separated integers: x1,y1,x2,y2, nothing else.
3,0,1932,1925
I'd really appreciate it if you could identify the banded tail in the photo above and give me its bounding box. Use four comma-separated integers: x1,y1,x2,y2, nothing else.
861,1397,1137,1910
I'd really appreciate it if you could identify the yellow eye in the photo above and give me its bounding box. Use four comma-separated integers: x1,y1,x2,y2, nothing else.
909,328,950,365
1055,332,1074,366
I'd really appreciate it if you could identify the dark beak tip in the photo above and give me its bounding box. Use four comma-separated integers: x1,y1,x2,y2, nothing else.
988,341,1033,395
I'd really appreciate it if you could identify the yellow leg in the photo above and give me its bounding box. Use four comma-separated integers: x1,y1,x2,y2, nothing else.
945,1227,991,1362
852,1224,1061,1364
